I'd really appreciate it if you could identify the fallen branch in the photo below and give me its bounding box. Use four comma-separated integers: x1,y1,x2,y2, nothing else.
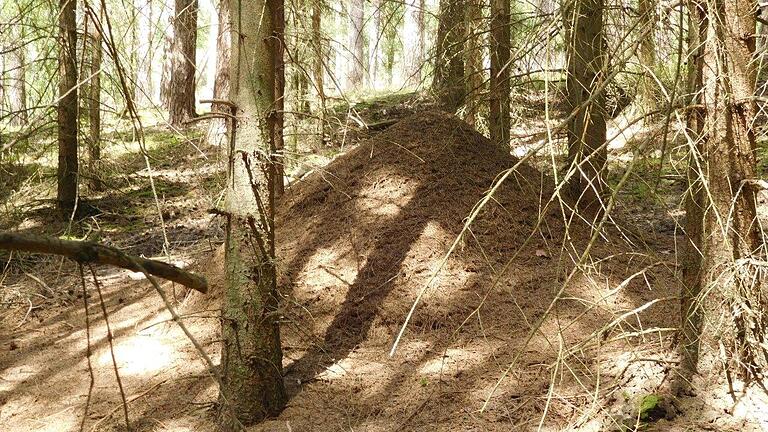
0,232,207,293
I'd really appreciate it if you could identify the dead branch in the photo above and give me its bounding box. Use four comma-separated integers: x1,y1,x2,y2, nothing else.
0,232,208,293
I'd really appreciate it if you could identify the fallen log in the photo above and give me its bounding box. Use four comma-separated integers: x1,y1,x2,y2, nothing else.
0,232,208,293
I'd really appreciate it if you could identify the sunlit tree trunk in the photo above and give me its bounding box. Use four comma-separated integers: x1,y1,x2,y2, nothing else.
403,0,423,87
274,0,286,195
57,0,79,216
6,21,28,127
136,0,155,108
680,0,766,388
311,0,327,144
638,0,657,112
564,0,606,211
218,0,287,426
165,0,198,126
464,0,484,127
489,0,510,145
433,0,465,110
87,10,103,191
347,0,365,88
206,0,231,147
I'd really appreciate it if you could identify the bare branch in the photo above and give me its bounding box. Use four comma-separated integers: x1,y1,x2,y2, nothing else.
0,232,208,293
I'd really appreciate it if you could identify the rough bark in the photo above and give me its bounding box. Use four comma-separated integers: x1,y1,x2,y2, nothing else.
57,0,79,216
367,0,384,88
6,37,27,126
347,0,365,88
638,0,657,112
273,0,286,195
564,0,606,211
165,0,198,126
681,0,766,385
206,0,231,147
464,0,484,127
312,0,327,144
403,0,422,87
433,0,465,110
489,0,510,145
218,0,287,426
87,10,103,191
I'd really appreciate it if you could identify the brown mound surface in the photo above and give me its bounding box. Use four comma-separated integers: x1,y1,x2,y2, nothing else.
270,111,673,430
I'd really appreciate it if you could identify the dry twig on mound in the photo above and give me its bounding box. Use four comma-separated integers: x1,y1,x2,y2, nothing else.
0,232,208,293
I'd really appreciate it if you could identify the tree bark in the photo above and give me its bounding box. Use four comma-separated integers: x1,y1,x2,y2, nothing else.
206,0,231,147
433,0,465,110
564,0,606,212
311,0,327,144
57,0,79,216
347,0,365,88
367,0,384,88
489,0,510,145
638,0,657,112
464,0,484,127
165,0,198,126
273,0,286,195
403,0,422,87
218,0,287,426
87,9,103,191
681,0,765,386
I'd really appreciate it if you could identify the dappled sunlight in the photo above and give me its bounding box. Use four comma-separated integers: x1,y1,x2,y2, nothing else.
96,334,175,377
418,343,503,376
354,172,417,218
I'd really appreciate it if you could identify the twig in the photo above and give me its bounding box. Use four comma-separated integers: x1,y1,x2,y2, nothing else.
0,232,207,293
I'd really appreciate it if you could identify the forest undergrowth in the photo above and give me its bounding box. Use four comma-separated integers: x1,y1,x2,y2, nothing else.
1,93,768,431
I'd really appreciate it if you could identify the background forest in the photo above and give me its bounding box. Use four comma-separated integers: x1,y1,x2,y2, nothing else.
2,0,768,431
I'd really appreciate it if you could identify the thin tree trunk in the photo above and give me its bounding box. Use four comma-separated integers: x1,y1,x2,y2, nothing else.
88,10,103,191
638,0,657,112
367,0,383,88
273,0,286,195
312,0,327,144
347,0,365,88
57,0,79,216
7,37,27,126
489,0,510,145
680,0,765,387
433,0,465,110
403,0,422,87
564,0,606,211
218,0,287,426
206,0,230,147
464,0,484,127
166,0,198,126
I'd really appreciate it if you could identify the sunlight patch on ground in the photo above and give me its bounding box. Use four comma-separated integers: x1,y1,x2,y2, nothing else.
355,173,416,217
299,245,358,292
25,406,78,432
402,221,471,298
97,334,174,376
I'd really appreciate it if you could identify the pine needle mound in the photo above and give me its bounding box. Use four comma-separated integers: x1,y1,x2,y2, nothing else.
278,110,553,349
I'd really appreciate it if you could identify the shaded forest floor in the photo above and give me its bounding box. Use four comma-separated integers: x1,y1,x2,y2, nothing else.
2,93,768,431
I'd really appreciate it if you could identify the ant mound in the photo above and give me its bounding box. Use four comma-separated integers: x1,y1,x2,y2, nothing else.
278,110,555,353
272,111,596,429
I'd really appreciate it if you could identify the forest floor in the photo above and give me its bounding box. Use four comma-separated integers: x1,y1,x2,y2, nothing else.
2,93,768,431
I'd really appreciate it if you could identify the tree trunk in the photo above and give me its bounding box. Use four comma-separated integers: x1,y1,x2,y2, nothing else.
564,0,606,211
87,10,103,191
6,31,27,127
464,0,484,127
166,0,198,126
433,0,465,110
638,0,657,112
680,0,766,387
206,0,231,147
273,0,286,195
347,0,365,88
311,0,327,144
218,0,287,426
489,0,510,145
57,0,79,216
403,0,422,87
367,0,383,88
